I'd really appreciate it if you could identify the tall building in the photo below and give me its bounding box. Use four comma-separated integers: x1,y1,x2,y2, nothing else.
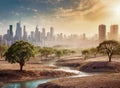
31,31,34,42
9,25,13,38
42,28,45,39
15,21,22,40
82,33,86,40
23,26,27,41
35,26,40,42
0,35,2,44
50,27,54,41
110,24,118,40
98,24,106,42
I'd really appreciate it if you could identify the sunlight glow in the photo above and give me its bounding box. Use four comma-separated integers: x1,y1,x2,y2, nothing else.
114,6,120,15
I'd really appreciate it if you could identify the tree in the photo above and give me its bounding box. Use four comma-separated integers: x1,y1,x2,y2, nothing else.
4,41,35,71
97,40,120,62
39,47,54,59
55,50,63,59
81,50,89,60
89,48,97,57
0,44,7,58
34,46,41,55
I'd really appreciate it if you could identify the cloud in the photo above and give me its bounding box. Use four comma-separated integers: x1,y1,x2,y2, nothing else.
11,11,20,16
0,22,3,25
78,0,99,11
32,9,38,12
15,12,20,16
52,0,110,22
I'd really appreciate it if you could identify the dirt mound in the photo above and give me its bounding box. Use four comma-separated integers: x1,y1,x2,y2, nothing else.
79,61,120,72
0,70,74,84
38,73,120,88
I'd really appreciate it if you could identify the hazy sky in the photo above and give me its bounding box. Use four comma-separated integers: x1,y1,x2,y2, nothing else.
0,0,120,36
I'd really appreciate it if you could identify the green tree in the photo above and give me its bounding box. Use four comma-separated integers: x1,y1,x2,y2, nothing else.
4,41,35,71
39,47,54,59
97,40,120,62
55,50,63,59
71,50,76,54
0,44,8,58
34,46,41,56
62,49,70,55
89,48,97,57
82,50,89,60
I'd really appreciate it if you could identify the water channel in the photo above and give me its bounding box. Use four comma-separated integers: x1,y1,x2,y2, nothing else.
2,60,95,88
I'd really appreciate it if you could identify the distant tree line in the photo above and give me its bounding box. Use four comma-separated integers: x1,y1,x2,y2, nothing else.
82,40,120,62
1,41,75,71
2,40,119,71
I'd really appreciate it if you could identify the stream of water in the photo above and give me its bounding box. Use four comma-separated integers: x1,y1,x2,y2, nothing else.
2,60,94,88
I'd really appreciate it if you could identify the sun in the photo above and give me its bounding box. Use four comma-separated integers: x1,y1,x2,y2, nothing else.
114,6,120,15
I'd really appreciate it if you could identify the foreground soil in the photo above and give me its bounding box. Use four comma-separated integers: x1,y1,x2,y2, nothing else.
42,56,120,88
0,60,74,87
38,73,120,88
56,56,120,72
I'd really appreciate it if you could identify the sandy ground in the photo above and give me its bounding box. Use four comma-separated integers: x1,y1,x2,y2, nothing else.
0,58,74,87
38,73,120,88
56,56,120,72
37,55,120,88
1,55,120,88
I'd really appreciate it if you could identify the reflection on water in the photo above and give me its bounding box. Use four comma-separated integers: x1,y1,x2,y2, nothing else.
2,69,91,88
2,60,93,88
2,78,55,88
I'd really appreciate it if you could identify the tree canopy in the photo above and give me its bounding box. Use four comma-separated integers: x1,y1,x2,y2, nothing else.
0,44,8,58
54,49,63,59
97,40,120,62
81,50,89,60
89,48,97,57
4,41,35,71
39,47,54,59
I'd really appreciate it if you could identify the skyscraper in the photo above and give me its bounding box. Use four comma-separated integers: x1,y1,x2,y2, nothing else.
9,25,13,38
23,25,27,41
42,28,46,39
41,28,46,46
110,24,118,40
31,31,34,42
50,27,54,41
35,26,40,42
15,21,22,40
98,24,106,42
83,33,86,40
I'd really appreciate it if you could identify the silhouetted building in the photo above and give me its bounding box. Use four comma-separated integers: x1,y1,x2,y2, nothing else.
31,31,34,41
110,24,118,40
0,35,2,44
23,26,27,41
15,21,22,40
83,33,86,40
9,25,13,38
99,24,106,42
50,27,54,41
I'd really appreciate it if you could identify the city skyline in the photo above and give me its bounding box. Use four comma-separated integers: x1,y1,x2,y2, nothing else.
0,21,120,48
1,21,120,37
1,0,120,36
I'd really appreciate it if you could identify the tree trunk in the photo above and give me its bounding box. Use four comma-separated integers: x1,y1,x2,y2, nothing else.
1,53,2,58
46,55,48,60
108,55,112,62
84,56,86,60
19,63,24,71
